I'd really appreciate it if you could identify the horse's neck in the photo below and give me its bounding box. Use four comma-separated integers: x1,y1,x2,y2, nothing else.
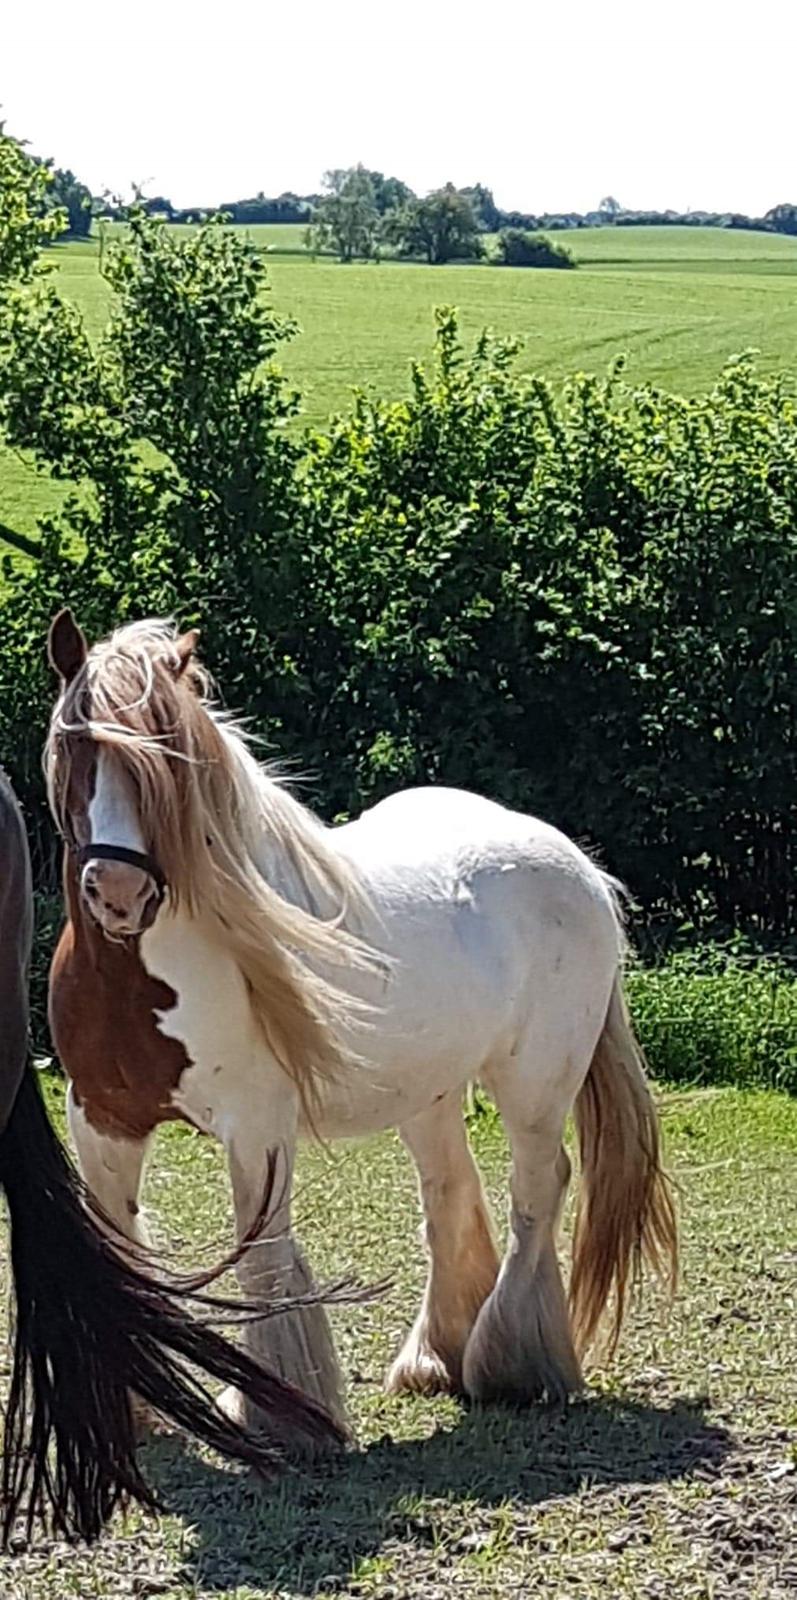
235,759,346,922
249,798,319,912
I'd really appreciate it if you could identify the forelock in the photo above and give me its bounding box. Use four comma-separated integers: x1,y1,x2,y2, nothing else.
51,620,211,748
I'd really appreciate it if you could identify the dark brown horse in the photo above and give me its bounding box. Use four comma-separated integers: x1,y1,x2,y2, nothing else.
0,766,345,1547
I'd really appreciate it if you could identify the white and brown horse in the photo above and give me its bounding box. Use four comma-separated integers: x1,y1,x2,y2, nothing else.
46,609,677,1434
0,765,346,1548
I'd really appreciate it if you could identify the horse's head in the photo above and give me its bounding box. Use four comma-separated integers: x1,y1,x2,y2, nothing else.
46,609,203,939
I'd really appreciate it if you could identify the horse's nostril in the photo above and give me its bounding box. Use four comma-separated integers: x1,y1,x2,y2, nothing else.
139,888,159,926
85,881,100,901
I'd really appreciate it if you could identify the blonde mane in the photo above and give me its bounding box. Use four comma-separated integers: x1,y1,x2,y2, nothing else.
46,619,382,1121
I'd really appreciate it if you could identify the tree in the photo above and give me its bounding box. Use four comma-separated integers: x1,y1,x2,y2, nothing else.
0,127,93,259
362,170,414,215
0,170,304,865
305,166,379,261
388,185,484,264
215,193,312,225
0,123,63,282
459,183,499,231
0,126,69,560
47,168,93,237
140,194,175,219
497,207,540,231
764,203,797,235
495,229,575,268
598,196,622,220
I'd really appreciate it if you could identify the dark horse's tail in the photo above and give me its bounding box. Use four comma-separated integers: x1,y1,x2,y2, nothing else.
0,1067,346,1547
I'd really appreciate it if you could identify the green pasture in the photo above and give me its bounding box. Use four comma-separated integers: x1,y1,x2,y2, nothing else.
1,1083,794,1598
4,225,797,545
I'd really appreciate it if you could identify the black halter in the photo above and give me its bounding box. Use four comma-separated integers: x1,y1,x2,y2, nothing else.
74,842,167,901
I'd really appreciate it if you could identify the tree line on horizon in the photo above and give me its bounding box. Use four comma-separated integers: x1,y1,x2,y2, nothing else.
6,124,797,258
116,173,797,262
124,177,797,241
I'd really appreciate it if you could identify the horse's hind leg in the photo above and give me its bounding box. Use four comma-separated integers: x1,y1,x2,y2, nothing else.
387,1090,499,1396
462,1047,584,1404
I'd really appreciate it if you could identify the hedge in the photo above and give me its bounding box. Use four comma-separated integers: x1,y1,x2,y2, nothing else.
1,138,795,942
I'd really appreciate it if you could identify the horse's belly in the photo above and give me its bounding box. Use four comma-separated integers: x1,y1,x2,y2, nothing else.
309,1058,469,1139
311,977,499,1136
310,906,522,1136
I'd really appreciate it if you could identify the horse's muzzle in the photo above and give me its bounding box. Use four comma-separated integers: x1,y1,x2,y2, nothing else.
81,859,162,938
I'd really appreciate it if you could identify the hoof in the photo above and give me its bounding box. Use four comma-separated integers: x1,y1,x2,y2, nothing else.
462,1347,579,1404
216,1382,248,1430
216,1383,350,1455
386,1324,461,1397
130,1395,170,1439
462,1296,581,1405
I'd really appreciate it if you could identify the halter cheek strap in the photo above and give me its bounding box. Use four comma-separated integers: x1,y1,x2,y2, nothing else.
75,843,167,900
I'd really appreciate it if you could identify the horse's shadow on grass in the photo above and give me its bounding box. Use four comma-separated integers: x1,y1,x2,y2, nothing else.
144,1391,731,1595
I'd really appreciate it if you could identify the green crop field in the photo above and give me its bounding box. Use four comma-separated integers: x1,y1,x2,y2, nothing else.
554,224,797,268
3,225,797,544
1,1082,794,1598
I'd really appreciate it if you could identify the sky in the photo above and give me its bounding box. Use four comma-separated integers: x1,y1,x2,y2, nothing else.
4,0,796,217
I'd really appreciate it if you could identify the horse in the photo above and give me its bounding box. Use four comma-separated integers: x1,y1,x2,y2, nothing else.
45,607,678,1436
0,765,346,1547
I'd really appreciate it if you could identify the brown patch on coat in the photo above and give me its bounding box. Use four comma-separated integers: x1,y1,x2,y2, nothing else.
50,858,193,1140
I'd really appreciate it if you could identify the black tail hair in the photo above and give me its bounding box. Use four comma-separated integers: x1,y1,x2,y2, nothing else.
0,1068,351,1547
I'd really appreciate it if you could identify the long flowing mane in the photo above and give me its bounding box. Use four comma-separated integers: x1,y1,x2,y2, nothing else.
46,619,382,1120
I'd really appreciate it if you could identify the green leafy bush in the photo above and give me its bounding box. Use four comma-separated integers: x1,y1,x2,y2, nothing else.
285,319,797,937
627,946,797,1092
29,893,64,1052
495,229,575,268
0,130,795,947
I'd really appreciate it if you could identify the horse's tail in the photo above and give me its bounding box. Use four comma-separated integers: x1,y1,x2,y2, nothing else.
569,974,678,1356
0,1067,346,1548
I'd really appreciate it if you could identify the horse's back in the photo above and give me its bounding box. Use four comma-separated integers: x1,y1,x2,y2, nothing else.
329,785,621,1087
342,785,548,855
338,785,615,925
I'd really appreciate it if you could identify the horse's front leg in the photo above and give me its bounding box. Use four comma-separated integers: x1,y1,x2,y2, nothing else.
217,1089,346,1439
67,1083,164,1434
67,1082,154,1247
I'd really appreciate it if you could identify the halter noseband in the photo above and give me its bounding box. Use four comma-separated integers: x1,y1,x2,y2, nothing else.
74,842,167,900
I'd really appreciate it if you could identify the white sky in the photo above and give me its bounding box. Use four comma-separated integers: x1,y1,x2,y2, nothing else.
4,0,796,216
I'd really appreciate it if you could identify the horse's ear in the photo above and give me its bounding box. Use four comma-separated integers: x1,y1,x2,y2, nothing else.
173,628,200,679
48,609,88,683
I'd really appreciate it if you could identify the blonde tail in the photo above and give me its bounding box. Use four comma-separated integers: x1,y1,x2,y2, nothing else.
570,975,678,1356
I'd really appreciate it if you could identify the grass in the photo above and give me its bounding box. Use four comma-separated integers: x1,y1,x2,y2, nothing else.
556,224,797,269
4,225,797,542
1,1080,795,1597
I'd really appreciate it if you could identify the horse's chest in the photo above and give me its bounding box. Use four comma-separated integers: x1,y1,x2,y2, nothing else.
50,924,194,1139
139,913,262,1137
